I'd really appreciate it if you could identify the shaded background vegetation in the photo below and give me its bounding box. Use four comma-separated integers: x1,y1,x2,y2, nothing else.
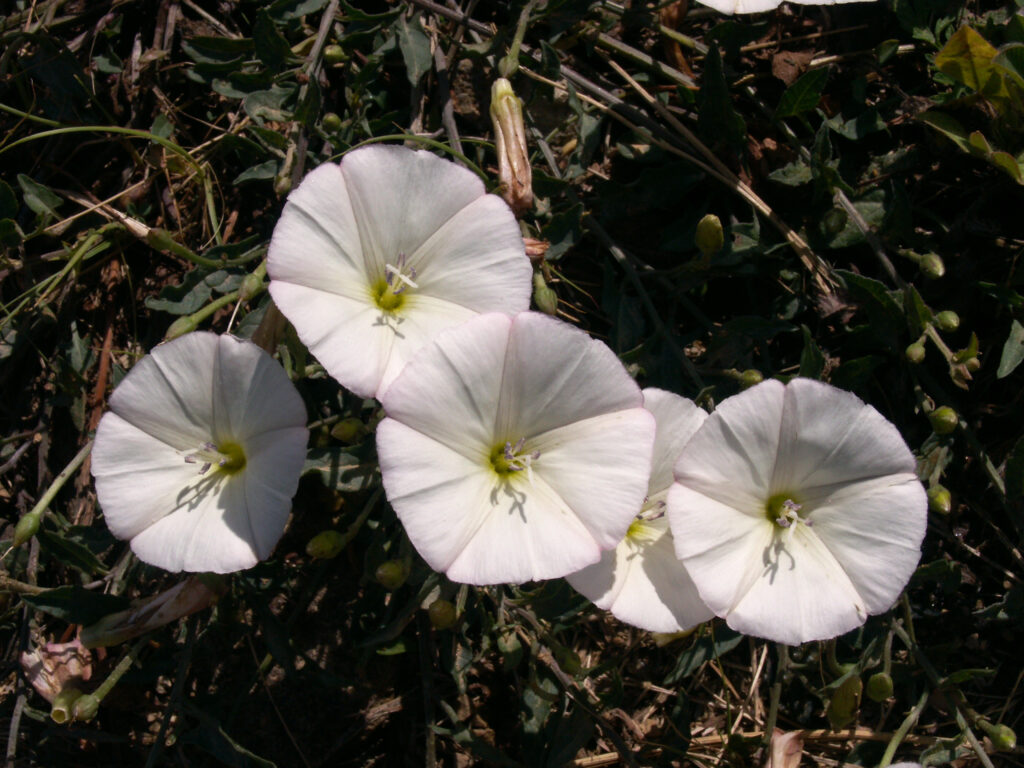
2,0,1023,765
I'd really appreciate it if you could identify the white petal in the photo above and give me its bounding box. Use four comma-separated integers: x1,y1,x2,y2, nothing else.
672,379,786,513
106,332,220,448
726,526,867,645
242,426,309,557
379,313,510,457
266,162,367,301
129,474,261,573
642,388,707,496
496,312,645,439
531,409,656,548
568,519,713,633
695,0,781,12
411,194,531,313
771,378,917,494
340,145,485,272
805,474,926,614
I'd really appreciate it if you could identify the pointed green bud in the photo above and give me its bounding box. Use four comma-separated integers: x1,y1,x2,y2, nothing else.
929,406,958,435
739,369,763,389
322,112,342,132
239,273,264,302
532,272,558,315
330,417,365,443
306,530,346,560
427,598,457,630
821,208,848,236
927,485,952,515
274,173,292,197
964,356,981,372
827,675,862,730
375,560,408,591
13,512,40,547
695,214,724,257
71,693,99,722
905,342,926,364
919,252,945,279
980,721,1017,751
165,315,197,341
323,45,346,65
934,311,960,332
865,672,894,702
50,687,84,724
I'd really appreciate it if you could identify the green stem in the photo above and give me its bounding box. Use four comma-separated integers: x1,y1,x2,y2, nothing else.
91,640,145,703
16,439,93,537
763,644,788,748
878,689,929,767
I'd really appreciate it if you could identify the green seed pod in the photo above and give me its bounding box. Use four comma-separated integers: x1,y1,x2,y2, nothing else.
905,342,926,364
13,513,40,547
827,675,863,730
929,406,958,435
980,722,1017,751
306,530,346,560
239,273,265,302
739,369,763,389
695,214,724,257
50,687,84,724
375,560,407,591
934,311,960,332
322,112,342,132
532,272,558,316
71,693,100,723
427,599,457,630
865,672,894,702
330,417,365,444
165,315,197,341
323,44,347,64
919,252,945,279
927,485,952,515
821,207,848,236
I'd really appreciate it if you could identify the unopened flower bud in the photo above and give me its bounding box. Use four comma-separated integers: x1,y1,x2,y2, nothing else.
929,406,958,435
927,485,952,515
965,356,981,372
490,78,533,214
739,369,763,389
71,693,99,722
934,311,960,332
322,112,342,132
375,560,407,590
274,173,292,198
13,512,40,547
695,214,724,257
919,252,945,279
821,208,848,236
427,598,457,629
239,273,265,302
306,530,346,559
980,721,1017,751
165,315,197,341
330,417,365,443
533,272,558,315
323,44,346,65
50,686,84,724
865,672,894,701
905,343,926,364
827,675,862,730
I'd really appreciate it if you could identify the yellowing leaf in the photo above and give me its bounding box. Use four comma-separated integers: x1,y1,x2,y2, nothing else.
935,25,1013,107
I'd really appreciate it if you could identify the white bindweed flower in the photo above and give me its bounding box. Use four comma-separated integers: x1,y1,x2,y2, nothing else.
376,312,656,585
92,332,308,573
267,145,532,399
667,378,927,645
697,0,874,14
567,389,715,632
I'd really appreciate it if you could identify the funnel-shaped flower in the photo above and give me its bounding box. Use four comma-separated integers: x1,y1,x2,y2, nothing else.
376,312,656,585
267,145,532,399
567,389,714,632
667,378,926,645
92,332,308,573
696,0,873,14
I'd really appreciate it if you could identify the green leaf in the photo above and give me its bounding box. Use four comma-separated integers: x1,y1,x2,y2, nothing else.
918,110,973,154
242,85,296,124
180,722,278,768
664,625,743,684
774,67,829,119
395,13,432,86
904,284,933,336
22,586,130,626
823,189,886,249
993,42,1024,89
698,46,746,150
302,447,378,492
0,180,17,219
181,36,253,65
145,269,239,315
799,325,825,378
269,0,330,20
253,10,293,70
37,529,109,576
998,319,1024,378
768,160,813,186
0,218,22,247
934,25,1013,107
17,174,62,222
826,108,887,141
233,160,279,185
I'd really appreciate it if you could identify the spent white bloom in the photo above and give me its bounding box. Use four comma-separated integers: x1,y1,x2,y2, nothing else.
267,145,532,399
667,378,927,645
92,332,308,573
376,312,656,585
567,388,714,632
697,0,874,13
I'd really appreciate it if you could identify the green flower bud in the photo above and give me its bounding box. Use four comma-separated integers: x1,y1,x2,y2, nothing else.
239,273,265,302
553,645,582,676
821,208,848,236
323,44,347,65
695,214,724,257
375,560,407,590
905,342,926,364
965,356,981,372
865,672,894,702
306,530,346,560
919,252,945,279
980,721,1017,751
929,406,958,435
50,687,84,724
165,315,197,341
827,675,862,730
927,485,952,515
13,512,40,547
330,417,365,444
71,693,99,722
427,598,457,630
739,369,763,389
934,311,960,332
274,173,292,198
532,272,558,315
322,112,342,132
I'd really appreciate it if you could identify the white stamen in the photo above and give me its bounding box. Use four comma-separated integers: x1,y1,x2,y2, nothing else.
385,254,418,294
503,438,540,485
